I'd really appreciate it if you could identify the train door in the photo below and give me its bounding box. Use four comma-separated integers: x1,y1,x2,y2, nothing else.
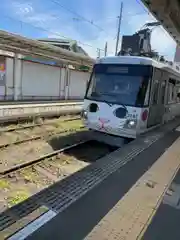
164,78,177,121
147,68,165,127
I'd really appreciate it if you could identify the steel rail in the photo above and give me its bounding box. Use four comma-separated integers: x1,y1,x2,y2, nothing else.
0,140,89,177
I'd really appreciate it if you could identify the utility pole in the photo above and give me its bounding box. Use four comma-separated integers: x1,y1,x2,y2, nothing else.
104,42,108,57
115,2,123,56
97,48,101,58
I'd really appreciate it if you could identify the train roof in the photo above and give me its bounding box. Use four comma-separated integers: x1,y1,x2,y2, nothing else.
96,56,180,77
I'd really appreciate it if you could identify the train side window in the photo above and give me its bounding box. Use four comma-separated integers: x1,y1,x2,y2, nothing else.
86,74,97,97
144,79,151,105
167,83,173,103
177,91,180,102
152,68,161,105
136,77,149,106
152,80,159,105
160,80,166,104
176,85,180,102
167,78,176,103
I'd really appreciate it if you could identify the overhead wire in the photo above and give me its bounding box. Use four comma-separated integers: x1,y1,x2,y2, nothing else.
48,0,123,56
1,13,105,52
49,0,148,41
49,0,106,32
48,0,125,45
3,1,163,57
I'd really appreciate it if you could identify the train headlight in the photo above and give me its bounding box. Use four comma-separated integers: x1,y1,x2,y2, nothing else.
129,120,136,127
81,110,88,119
125,119,137,128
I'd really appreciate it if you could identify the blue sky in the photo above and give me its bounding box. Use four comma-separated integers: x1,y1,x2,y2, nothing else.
0,0,177,59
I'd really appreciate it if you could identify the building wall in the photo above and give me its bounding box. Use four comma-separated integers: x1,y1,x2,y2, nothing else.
2,56,90,101
20,60,90,100
5,57,14,100
68,70,90,99
0,56,6,100
21,61,61,100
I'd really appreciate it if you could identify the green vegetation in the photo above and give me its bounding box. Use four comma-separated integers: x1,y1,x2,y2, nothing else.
78,65,90,72
7,190,30,207
21,169,39,183
38,205,49,214
0,179,10,189
52,119,83,131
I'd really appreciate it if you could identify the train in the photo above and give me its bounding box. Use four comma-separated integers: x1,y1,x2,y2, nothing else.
81,56,180,146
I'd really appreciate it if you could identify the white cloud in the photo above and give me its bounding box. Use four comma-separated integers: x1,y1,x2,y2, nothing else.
12,2,34,15
11,1,58,28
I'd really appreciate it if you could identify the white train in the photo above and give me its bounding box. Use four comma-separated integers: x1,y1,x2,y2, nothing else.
82,56,180,146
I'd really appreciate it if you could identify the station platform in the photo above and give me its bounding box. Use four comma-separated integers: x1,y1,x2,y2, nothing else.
0,100,82,105
1,118,180,240
0,100,83,122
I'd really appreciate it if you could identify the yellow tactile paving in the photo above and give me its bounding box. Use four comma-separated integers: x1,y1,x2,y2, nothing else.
86,137,180,240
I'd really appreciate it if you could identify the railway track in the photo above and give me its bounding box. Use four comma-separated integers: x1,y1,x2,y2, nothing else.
0,141,88,177
0,139,117,178
0,122,86,179
0,111,119,213
0,139,117,212
0,126,85,149
0,116,83,149
0,116,80,133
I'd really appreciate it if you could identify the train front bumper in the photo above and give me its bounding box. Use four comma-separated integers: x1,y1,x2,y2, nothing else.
84,120,138,139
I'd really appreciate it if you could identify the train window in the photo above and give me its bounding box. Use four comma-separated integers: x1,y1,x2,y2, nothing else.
86,79,89,89
87,74,97,97
160,80,166,104
176,85,180,102
177,92,180,102
144,80,151,105
139,39,144,50
135,77,149,106
151,68,162,105
152,80,159,105
167,83,172,103
167,79,176,103
86,64,152,107
169,78,176,85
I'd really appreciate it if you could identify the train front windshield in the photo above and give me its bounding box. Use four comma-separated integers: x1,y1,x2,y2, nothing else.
86,64,152,107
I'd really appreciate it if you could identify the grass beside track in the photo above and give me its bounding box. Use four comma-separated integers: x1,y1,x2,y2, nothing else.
0,117,86,212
